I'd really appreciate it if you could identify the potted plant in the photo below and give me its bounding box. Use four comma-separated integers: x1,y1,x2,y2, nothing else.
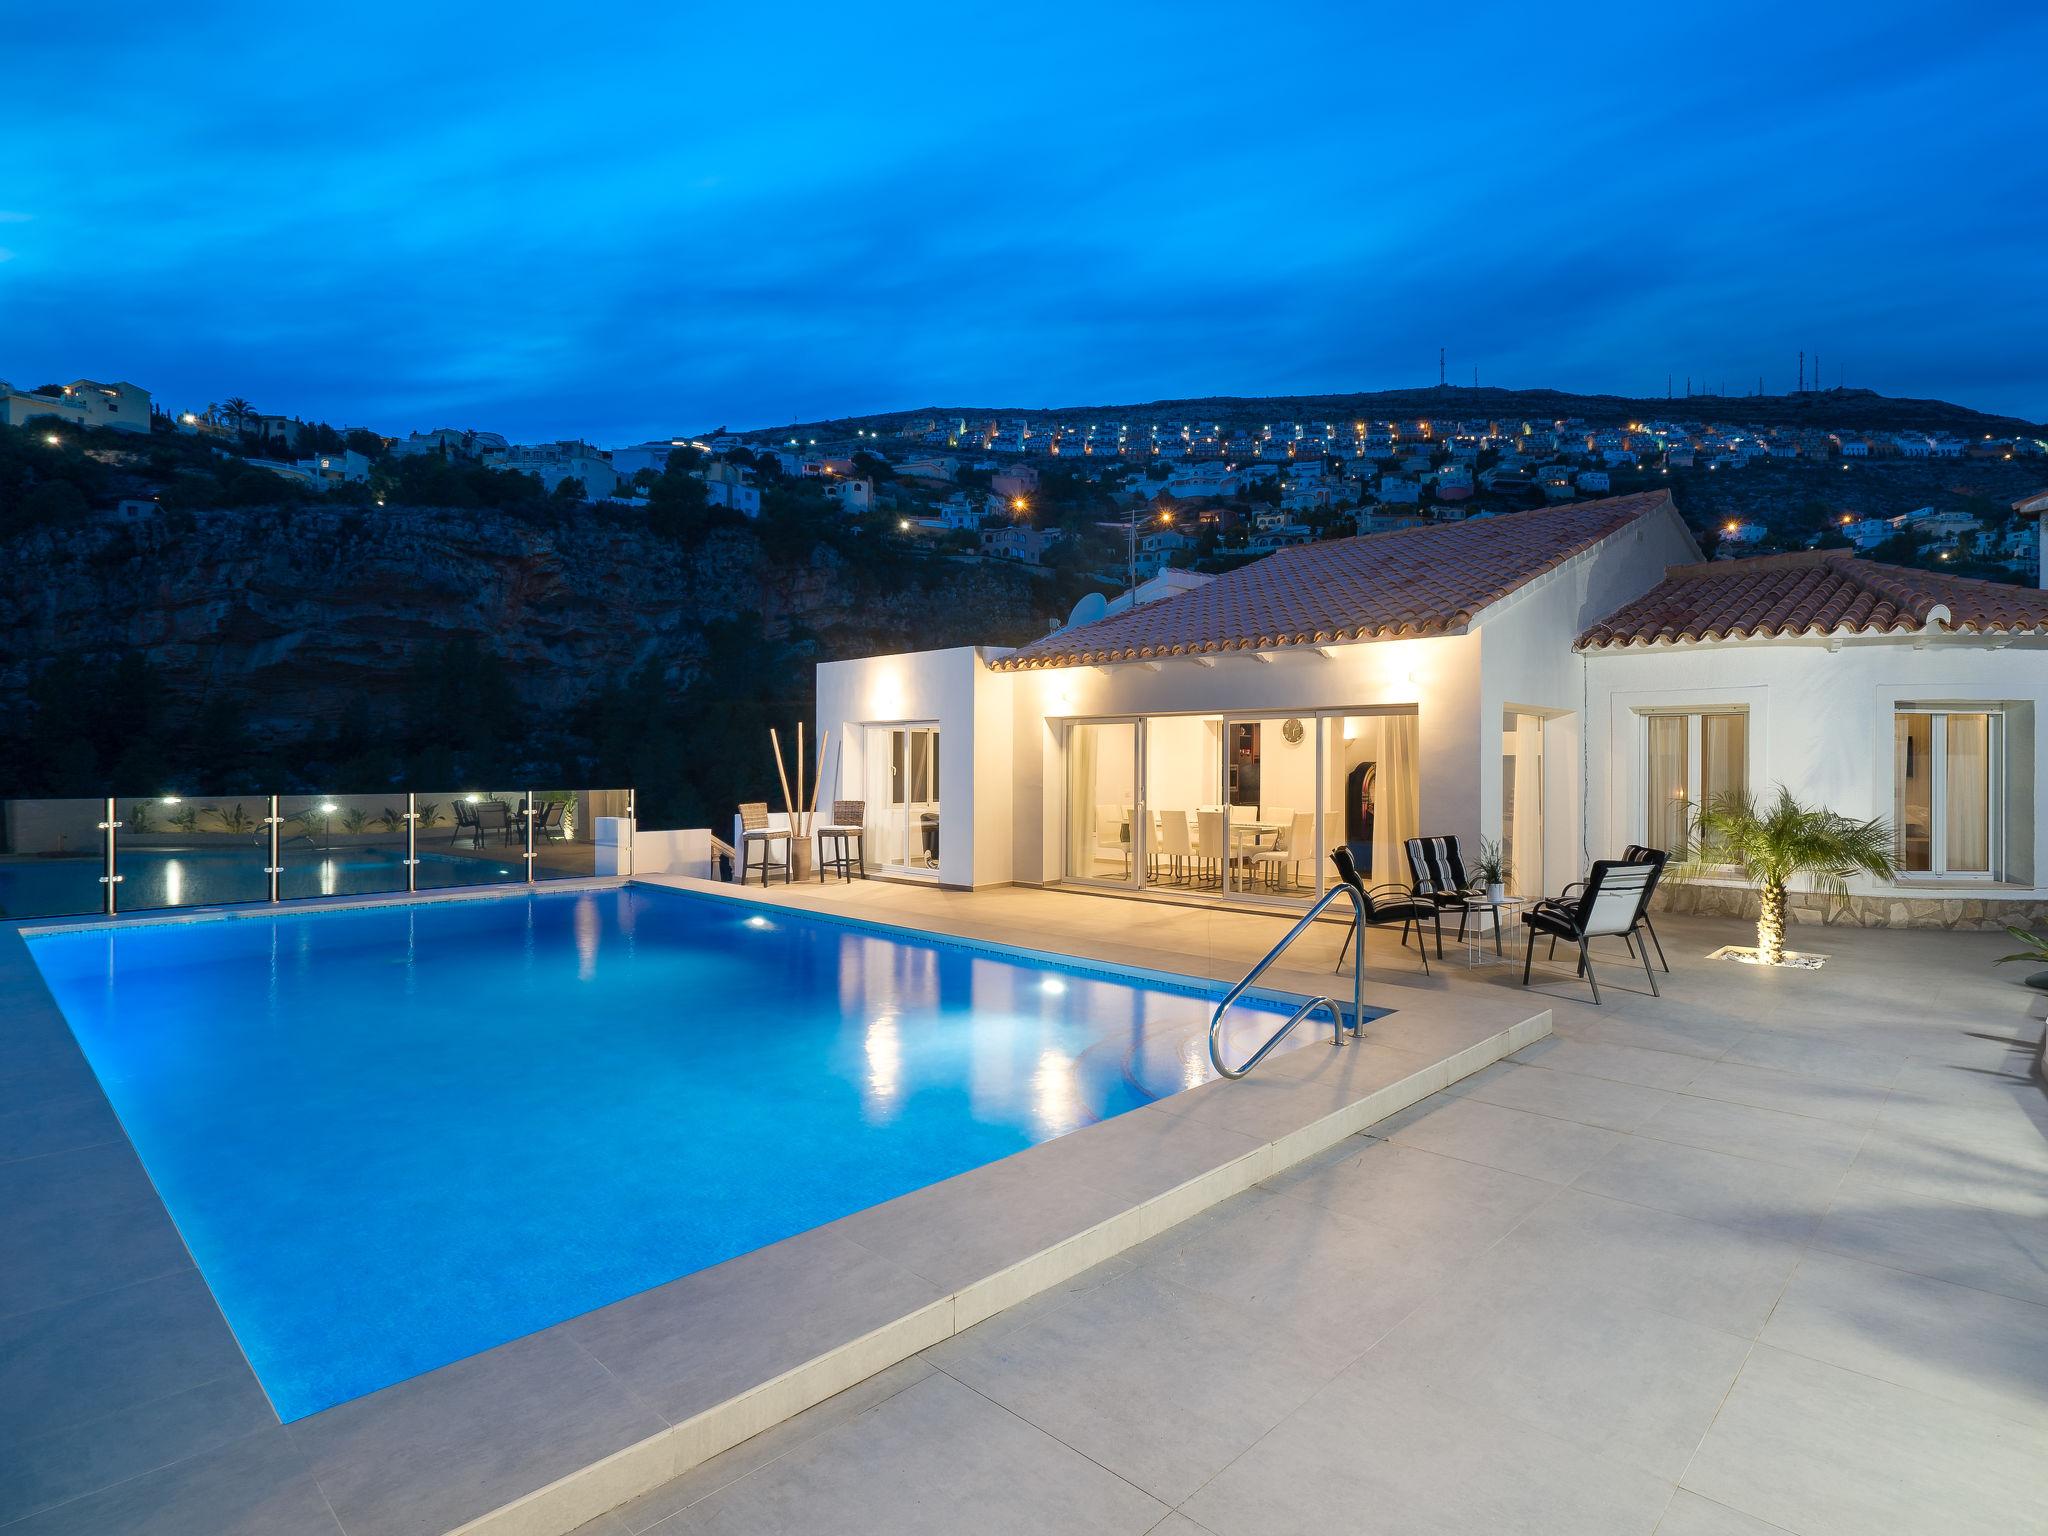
1472,837,1510,905
1681,787,1895,965
1996,926,2048,992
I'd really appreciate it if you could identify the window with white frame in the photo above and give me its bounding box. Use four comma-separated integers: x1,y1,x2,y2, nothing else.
1893,708,2001,876
1643,710,1748,855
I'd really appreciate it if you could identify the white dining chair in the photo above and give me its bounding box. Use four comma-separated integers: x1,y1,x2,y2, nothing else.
1155,809,1193,884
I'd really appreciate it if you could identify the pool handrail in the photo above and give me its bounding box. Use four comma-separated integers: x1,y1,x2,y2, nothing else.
1208,881,1367,1079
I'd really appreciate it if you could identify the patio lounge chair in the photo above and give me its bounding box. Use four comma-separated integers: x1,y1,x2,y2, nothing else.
738,801,792,885
535,800,566,841
1519,859,1661,1003
451,799,477,843
1404,835,1483,956
1329,845,1438,975
1551,844,1670,972
816,800,867,881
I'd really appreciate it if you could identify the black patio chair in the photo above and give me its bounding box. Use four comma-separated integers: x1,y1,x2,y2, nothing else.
1552,844,1670,972
474,799,514,846
1520,859,1661,1003
1330,845,1439,975
1403,835,1482,956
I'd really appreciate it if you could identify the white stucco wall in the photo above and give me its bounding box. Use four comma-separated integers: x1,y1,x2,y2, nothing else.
1475,500,1702,880
1584,635,2046,902
815,645,1015,888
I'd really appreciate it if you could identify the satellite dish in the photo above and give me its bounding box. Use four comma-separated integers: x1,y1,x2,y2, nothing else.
1065,591,1109,630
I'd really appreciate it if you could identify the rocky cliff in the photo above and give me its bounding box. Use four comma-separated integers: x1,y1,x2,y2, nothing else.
1,501,1055,753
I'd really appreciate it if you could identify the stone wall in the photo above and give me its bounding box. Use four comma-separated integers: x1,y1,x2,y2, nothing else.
1658,883,2048,932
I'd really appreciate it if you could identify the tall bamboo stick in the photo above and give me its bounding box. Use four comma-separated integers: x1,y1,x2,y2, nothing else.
806,730,830,834
768,727,796,833
796,723,805,839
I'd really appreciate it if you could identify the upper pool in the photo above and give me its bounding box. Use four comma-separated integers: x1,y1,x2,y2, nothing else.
24,885,1323,1420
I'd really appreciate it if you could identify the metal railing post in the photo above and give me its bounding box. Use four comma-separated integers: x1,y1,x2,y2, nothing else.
99,796,121,915
404,792,419,893
265,795,282,902
524,790,537,882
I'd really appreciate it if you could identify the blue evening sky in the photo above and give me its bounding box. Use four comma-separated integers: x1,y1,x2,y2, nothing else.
5,2,2042,442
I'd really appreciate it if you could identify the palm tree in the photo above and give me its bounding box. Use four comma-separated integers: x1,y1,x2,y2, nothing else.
1681,788,1896,965
222,397,255,435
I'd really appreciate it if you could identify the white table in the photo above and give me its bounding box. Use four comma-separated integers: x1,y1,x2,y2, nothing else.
1464,896,1526,966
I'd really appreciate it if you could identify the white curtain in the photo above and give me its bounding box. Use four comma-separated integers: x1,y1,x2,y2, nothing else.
1066,724,1098,877
1700,713,1747,805
1646,715,1689,855
1372,712,1419,887
1945,714,1990,872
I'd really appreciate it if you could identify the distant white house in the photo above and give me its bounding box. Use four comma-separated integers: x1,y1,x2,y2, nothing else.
1,379,152,434
296,448,371,487
485,440,619,499
1843,516,1902,550
981,524,1063,564
702,461,761,518
390,427,509,460
610,440,693,478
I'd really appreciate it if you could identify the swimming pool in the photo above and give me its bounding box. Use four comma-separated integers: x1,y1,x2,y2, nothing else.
24,885,1329,1421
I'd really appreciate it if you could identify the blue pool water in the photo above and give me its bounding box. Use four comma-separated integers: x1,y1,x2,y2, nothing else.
0,845,528,917
24,886,1327,1420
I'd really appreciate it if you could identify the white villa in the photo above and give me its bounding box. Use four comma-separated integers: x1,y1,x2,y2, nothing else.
815,491,2048,927
1,378,152,434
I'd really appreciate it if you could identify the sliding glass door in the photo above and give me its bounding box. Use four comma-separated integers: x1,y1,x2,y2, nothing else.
1064,720,1140,888
1894,709,1998,876
1141,714,1222,892
1227,717,1319,897
1323,713,1419,888
866,725,940,875
1061,709,1419,908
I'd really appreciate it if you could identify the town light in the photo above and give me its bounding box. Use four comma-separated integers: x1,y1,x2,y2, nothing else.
319,802,338,815
44,434,59,445
1011,496,1027,513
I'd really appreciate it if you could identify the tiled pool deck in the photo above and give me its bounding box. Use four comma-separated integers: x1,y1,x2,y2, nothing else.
0,877,1547,1535
564,884,2048,1536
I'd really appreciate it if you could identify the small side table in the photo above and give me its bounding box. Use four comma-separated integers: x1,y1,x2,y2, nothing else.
1465,896,1526,966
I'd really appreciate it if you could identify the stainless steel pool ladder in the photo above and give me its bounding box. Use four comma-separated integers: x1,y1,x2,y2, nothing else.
1208,882,1368,1079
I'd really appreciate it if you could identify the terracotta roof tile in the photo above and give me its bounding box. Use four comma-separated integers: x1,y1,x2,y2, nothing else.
1577,550,2048,649
991,491,1680,671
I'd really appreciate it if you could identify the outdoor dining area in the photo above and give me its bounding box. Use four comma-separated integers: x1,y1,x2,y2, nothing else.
1089,804,1319,895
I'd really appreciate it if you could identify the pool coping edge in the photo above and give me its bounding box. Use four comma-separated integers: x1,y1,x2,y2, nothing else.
443,1002,1552,1536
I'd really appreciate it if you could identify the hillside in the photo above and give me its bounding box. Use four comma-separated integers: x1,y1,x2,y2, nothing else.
0,499,1056,824
767,385,2044,440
